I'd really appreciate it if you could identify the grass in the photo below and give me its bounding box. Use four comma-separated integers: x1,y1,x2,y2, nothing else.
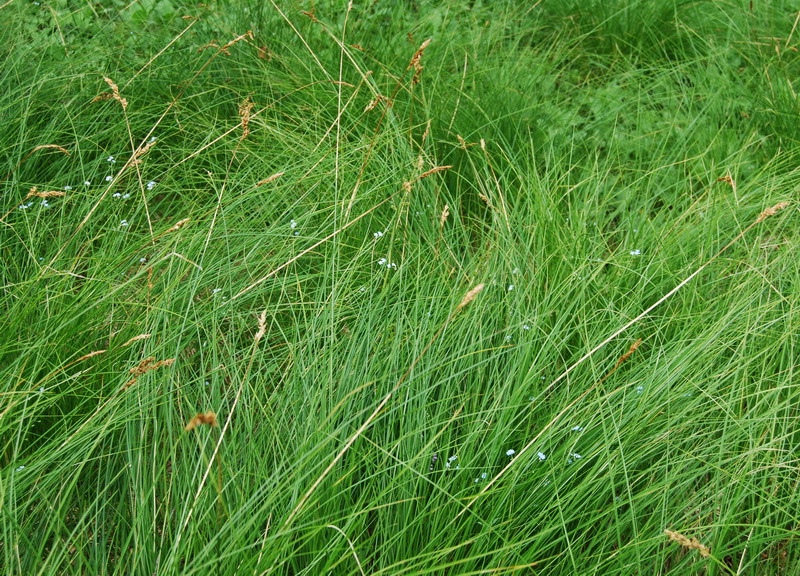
1,0,798,574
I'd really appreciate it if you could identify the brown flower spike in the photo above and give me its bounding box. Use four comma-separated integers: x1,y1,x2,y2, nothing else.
185,411,218,431
664,529,711,558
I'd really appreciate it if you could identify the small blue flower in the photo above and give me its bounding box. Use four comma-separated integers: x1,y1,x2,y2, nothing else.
506,449,515,457
146,181,156,190
629,249,641,256
537,451,546,461
107,156,115,163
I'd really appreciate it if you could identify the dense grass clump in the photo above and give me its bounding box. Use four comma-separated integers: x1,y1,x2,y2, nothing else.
1,1,798,574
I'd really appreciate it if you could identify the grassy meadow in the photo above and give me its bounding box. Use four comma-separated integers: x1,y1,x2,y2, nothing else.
1,1,799,574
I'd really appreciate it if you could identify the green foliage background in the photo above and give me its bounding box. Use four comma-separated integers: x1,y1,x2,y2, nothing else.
1,1,798,574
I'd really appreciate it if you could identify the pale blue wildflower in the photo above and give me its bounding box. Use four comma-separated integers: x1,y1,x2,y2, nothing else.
537,451,546,461
146,181,156,190
506,449,515,457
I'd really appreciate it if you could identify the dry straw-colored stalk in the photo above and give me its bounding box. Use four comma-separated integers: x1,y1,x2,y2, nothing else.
664,529,712,558
198,30,253,56
185,411,219,431
32,144,70,156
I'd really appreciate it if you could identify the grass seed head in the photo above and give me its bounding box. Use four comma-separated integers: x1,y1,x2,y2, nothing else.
440,204,450,227
27,188,66,199
457,283,485,310
122,334,151,347
664,529,711,558
185,411,218,431
101,76,127,111
168,218,190,232
756,201,791,224
239,96,253,140
77,350,107,362
257,172,284,186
